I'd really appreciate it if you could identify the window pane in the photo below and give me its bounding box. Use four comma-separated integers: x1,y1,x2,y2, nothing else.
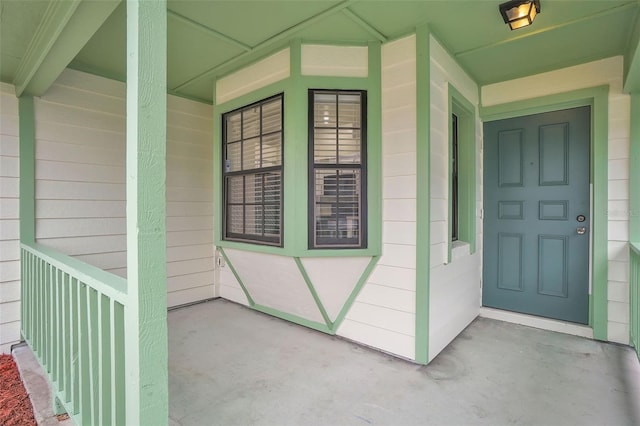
228,205,243,234
227,176,244,204
245,174,262,204
226,113,242,142
226,141,241,172
264,204,281,236
314,93,337,128
338,129,361,164
245,205,263,236
262,133,282,167
243,107,260,138
314,128,337,163
242,137,261,171
263,172,281,203
338,93,361,128
262,98,282,134
313,169,361,244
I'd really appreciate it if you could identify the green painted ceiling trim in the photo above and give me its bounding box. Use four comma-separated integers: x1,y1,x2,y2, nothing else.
124,1,168,424
173,0,359,91
456,2,638,59
13,0,81,95
14,0,121,97
68,60,213,105
342,8,387,43
293,257,333,329
217,248,256,306
430,30,478,106
447,83,477,262
167,10,251,52
630,93,640,243
415,24,431,364
480,85,609,341
18,96,35,244
301,39,371,47
252,304,332,334
331,255,380,332
623,8,640,92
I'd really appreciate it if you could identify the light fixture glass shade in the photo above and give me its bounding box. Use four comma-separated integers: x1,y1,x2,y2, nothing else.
499,0,540,30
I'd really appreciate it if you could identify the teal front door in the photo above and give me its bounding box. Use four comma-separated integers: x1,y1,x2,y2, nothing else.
483,106,590,324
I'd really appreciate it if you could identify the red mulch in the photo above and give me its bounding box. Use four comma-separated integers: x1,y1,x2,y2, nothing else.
0,354,37,426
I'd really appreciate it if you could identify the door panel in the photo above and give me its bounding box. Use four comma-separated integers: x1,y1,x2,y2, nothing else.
483,106,590,324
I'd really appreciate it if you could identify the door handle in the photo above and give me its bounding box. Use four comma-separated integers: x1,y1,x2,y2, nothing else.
577,227,587,235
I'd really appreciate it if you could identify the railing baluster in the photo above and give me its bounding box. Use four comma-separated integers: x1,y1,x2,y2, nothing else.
114,302,126,426
71,277,80,415
99,293,112,425
87,287,99,424
62,271,70,404
80,283,91,422
46,262,53,373
51,266,59,385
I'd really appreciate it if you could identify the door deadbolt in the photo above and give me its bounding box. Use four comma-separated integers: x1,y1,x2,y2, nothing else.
577,214,586,222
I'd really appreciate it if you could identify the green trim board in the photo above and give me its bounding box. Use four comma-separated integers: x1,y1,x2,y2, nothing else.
447,83,477,263
18,96,36,244
218,248,255,306
480,85,609,341
331,255,380,331
294,257,333,328
253,304,332,334
630,93,640,243
124,1,169,425
219,247,379,335
14,0,121,97
415,25,431,364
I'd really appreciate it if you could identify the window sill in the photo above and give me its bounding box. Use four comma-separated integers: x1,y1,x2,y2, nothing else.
449,240,471,263
216,239,380,258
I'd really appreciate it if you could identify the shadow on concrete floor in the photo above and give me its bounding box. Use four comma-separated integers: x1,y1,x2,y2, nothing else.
168,299,640,426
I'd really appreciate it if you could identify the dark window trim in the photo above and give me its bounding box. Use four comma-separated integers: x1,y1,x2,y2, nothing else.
452,112,459,242
308,89,368,249
222,93,284,247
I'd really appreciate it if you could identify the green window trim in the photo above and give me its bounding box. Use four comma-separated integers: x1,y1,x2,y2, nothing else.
447,83,477,263
213,40,382,258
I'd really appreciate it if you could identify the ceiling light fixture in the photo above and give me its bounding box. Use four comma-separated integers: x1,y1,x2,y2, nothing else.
499,0,541,30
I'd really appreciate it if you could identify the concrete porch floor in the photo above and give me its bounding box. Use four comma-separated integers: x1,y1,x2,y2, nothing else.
169,299,640,426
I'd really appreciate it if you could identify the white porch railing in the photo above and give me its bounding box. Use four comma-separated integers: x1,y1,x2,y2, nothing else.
21,243,128,425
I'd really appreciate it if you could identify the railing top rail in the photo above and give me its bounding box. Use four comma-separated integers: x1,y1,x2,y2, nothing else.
21,242,128,304
631,242,640,256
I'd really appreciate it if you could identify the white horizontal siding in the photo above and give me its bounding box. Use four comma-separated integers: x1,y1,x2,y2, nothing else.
428,36,482,362
337,35,417,360
166,94,215,306
301,44,368,77
482,56,631,345
216,48,290,104
0,82,20,353
33,68,215,308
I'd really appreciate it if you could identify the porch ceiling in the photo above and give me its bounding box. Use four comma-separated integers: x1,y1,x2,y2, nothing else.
1,0,639,103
